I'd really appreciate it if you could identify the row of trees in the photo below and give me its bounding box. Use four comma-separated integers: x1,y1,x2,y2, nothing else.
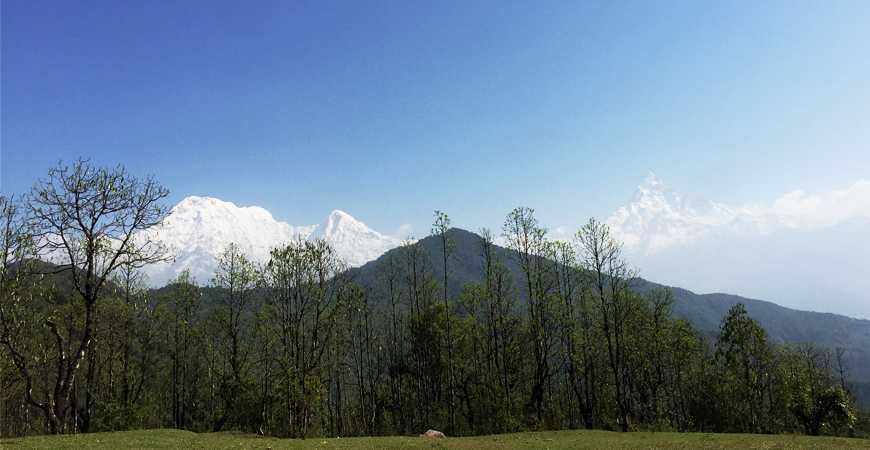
0,161,864,437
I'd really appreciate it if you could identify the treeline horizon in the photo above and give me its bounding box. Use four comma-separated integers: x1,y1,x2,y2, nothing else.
1,161,867,439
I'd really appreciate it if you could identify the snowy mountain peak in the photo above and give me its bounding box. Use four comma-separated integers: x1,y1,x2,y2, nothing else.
640,172,664,190
310,210,365,239
608,175,743,255
138,197,403,286
606,174,788,256
330,209,353,220
170,196,278,224
307,210,404,266
324,209,356,229
631,176,674,210
600,176,870,319
174,195,230,213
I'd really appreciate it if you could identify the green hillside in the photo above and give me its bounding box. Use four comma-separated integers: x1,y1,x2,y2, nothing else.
350,228,870,386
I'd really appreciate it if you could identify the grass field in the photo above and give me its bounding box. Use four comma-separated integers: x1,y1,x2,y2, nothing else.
1,429,866,450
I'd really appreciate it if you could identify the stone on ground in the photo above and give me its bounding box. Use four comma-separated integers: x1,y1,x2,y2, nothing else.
418,430,446,438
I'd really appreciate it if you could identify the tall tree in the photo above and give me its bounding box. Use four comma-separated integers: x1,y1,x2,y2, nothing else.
111,263,153,410
0,194,43,436
157,271,203,430
399,240,442,431
431,211,457,435
503,207,555,424
458,228,522,434
715,302,775,433
547,240,587,429
373,247,408,435
575,218,642,432
344,284,383,436
207,243,259,432
553,240,602,431
7,160,171,434
77,260,156,433
261,237,347,437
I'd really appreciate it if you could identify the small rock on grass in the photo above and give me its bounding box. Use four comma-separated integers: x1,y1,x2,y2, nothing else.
418,430,446,438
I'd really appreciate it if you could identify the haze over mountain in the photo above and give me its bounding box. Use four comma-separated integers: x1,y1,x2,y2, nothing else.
599,173,870,319
138,196,406,286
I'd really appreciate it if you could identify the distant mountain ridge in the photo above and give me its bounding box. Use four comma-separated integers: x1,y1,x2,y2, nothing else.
600,173,870,319
606,172,784,256
138,173,869,320
349,229,870,388
136,192,870,391
137,196,405,286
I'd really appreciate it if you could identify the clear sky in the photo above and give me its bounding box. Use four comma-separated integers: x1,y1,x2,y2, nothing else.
3,1,869,237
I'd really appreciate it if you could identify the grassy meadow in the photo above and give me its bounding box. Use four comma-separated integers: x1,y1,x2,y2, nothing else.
1,429,866,450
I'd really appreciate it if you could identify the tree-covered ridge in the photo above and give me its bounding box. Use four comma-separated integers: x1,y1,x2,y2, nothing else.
352,228,870,402
1,162,867,438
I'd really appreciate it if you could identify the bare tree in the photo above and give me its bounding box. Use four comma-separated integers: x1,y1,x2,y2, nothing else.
15,159,171,434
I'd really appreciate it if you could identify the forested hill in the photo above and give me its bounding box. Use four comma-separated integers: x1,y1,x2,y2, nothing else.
349,228,870,383
663,287,870,379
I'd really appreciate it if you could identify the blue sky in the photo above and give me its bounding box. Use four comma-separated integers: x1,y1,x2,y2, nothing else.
3,0,869,236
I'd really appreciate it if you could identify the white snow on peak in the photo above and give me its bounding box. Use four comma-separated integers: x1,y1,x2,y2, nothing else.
138,197,401,286
606,175,781,256
604,173,870,257
309,210,356,239
639,172,664,191
598,175,870,320
308,209,405,267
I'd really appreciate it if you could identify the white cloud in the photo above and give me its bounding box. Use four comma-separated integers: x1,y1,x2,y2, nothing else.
739,179,870,228
547,226,576,243
393,223,413,239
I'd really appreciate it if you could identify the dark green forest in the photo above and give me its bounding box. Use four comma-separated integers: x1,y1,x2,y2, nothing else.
1,161,867,438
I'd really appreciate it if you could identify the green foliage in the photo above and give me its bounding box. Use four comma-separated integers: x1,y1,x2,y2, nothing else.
93,402,156,432
780,342,858,436
714,302,777,433
2,159,171,435
261,237,348,438
3,194,867,439
205,244,261,433
155,271,205,431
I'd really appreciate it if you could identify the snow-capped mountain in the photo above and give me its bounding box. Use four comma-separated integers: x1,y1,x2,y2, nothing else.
307,209,406,263
138,196,404,286
601,174,870,319
606,173,783,256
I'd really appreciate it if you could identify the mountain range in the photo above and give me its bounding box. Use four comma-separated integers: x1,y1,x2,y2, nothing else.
134,184,870,398
137,196,406,286
602,173,870,319
138,173,869,320
606,172,784,254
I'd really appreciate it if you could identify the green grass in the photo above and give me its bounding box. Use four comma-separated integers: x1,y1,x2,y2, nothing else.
1,429,866,450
